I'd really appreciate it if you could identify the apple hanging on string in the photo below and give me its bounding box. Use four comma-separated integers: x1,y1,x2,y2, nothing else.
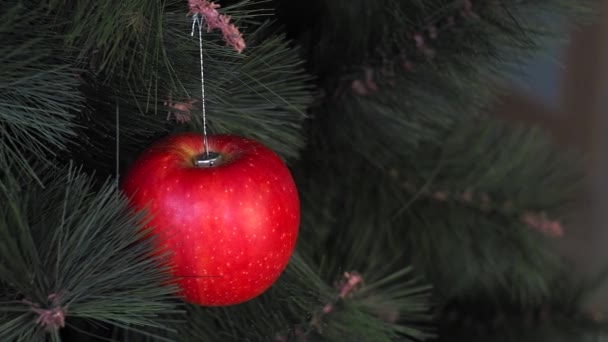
121,133,300,306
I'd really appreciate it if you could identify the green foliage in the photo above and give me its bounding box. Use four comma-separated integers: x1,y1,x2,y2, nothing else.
175,253,333,341
49,0,165,77
114,253,432,341
285,0,592,166
0,1,83,184
298,116,583,321
286,0,590,318
0,0,604,340
0,166,180,341
0,1,312,180
402,121,582,306
309,268,434,342
158,17,313,160
57,0,312,174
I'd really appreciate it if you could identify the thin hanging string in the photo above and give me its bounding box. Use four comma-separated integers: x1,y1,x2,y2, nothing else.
115,100,120,185
192,14,209,158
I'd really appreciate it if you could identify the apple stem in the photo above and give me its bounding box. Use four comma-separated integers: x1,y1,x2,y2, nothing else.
194,151,222,167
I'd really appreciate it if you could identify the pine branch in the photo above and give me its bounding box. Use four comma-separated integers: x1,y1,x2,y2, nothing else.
62,1,312,174
49,0,166,77
283,0,592,339
0,165,180,341
110,253,334,341
389,169,565,238
298,114,583,312
189,258,432,341
301,269,434,342
178,254,333,341
385,119,583,223
156,9,312,157
291,0,593,166
111,251,432,341
156,16,313,160
0,1,83,184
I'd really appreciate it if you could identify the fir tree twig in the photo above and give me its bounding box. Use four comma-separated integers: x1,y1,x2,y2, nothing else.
0,166,181,341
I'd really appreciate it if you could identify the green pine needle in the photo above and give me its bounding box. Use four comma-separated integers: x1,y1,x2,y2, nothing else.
158,16,314,161
0,165,181,341
0,2,83,184
56,0,313,172
301,0,592,166
317,268,435,341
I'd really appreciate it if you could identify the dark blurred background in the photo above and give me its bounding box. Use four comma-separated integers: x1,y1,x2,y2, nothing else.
492,1,608,314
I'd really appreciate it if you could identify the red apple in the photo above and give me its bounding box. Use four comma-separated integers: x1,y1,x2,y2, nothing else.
121,133,300,306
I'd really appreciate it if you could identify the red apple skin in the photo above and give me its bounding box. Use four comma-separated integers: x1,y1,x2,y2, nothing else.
121,133,300,306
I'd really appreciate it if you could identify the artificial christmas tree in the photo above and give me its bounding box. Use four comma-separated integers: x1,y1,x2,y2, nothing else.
1,0,607,341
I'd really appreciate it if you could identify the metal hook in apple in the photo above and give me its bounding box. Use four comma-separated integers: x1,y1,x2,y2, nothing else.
194,151,222,167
